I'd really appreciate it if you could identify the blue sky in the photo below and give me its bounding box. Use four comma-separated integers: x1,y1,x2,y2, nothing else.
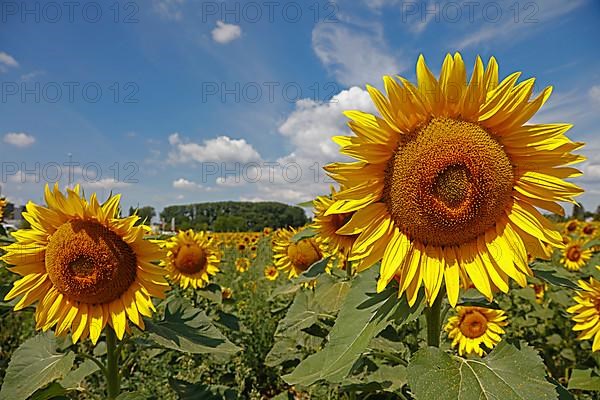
1,0,599,217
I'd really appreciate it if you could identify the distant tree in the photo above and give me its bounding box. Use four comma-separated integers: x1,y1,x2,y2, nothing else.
572,202,585,221
129,206,156,224
160,201,308,232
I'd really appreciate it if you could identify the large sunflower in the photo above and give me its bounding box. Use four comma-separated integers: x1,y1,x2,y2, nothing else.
273,227,323,278
445,306,508,357
162,229,220,289
325,53,584,306
312,186,358,257
567,277,600,351
2,184,168,344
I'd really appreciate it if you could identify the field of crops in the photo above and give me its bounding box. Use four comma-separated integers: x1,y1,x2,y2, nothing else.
3,205,600,399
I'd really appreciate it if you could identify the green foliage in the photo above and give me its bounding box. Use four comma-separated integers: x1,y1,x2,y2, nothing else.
0,332,76,400
407,342,557,400
128,206,156,224
159,201,308,232
144,299,240,355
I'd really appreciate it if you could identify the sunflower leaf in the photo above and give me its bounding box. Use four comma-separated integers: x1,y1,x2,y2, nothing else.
0,332,76,400
291,227,317,243
407,342,559,400
531,267,579,290
293,257,331,284
567,369,600,391
282,267,423,386
144,299,241,355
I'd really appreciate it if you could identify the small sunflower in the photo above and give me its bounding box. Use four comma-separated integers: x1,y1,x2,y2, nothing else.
221,287,233,300
263,227,272,236
445,306,508,357
530,282,548,304
0,197,7,221
237,242,247,252
582,222,597,237
561,239,592,271
273,227,323,278
264,265,279,281
568,277,600,351
325,53,583,307
236,257,250,273
312,186,358,257
565,220,579,235
162,229,220,289
2,184,168,344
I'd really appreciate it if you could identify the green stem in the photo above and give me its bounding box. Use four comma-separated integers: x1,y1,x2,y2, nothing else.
425,288,446,347
345,256,352,280
105,327,121,399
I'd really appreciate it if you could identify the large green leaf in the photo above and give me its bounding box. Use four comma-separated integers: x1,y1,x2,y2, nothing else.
293,257,331,284
144,299,240,355
567,369,600,391
531,265,578,290
0,332,76,400
59,359,100,389
407,342,558,400
283,268,423,386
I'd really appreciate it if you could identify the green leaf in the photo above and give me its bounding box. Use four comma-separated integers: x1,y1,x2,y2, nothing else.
169,378,239,400
296,200,315,208
532,267,579,290
293,257,331,284
116,391,148,400
59,359,100,389
144,299,240,355
407,342,558,400
283,268,423,386
196,283,223,304
29,383,69,400
568,369,600,391
291,227,317,243
0,332,76,400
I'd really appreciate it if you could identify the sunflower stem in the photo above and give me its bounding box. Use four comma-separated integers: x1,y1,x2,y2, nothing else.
425,289,445,347
345,257,352,280
105,327,121,399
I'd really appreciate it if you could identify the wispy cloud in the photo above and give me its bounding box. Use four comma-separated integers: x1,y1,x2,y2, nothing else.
211,21,242,44
3,132,35,148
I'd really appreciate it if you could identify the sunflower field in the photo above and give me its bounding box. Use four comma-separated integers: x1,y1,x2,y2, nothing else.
2,54,600,400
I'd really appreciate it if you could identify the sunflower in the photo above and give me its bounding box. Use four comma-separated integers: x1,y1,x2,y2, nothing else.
235,257,250,273
1,184,168,344
561,239,592,271
264,265,279,281
162,229,220,289
582,222,597,237
221,287,233,300
263,227,272,236
325,53,584,307
312,186,358,257
567,277,600,351
273,227,323,278
530,282,548,304
0,197,7,221
445,306,508,357
565,220,579,235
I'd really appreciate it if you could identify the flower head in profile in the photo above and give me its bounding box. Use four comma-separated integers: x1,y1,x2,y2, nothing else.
272,227,323,278
568,277,600,351
445,306,508,357
312,186,358,258
325,53,583,307
2,184,169,344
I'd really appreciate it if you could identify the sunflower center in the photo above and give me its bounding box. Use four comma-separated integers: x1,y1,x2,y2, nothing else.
566,246,582,262
286,239,322,272
459,310,488,339
175,244,208,274
331,213,353,230
567,222,578,232
45,219,137,304
385,117,514,247
584,225,595,235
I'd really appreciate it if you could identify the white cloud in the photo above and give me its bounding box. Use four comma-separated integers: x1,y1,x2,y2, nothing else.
312,22,404,86
0,51,18,72
589,85,600,106
153,0,185,20
454,0,585,49
20,70,44,81
3,132,35,148
81,179,131,190
168,133,261,164
172,178,203,190
211,21,242,44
